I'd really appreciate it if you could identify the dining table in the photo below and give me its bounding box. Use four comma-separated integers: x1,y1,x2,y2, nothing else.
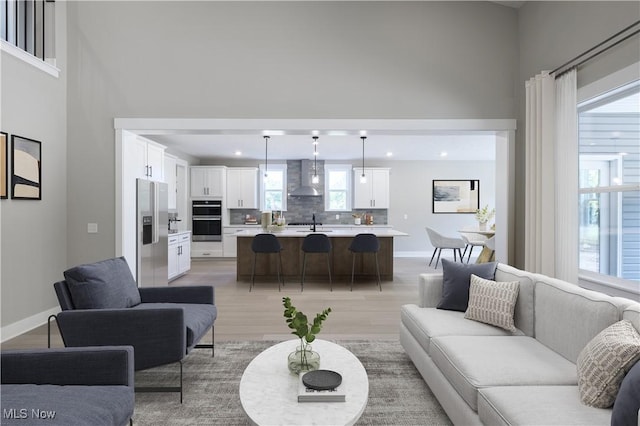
458,228,495,262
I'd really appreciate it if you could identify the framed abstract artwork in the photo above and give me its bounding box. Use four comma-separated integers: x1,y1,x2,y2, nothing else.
432,179,479,214
11,135,41,200
0,132,7,199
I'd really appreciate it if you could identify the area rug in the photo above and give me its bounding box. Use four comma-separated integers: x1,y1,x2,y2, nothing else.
134,340,451,425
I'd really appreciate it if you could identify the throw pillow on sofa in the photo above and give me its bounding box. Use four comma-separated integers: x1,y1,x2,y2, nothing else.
436,259,497,312
611,359,640,426
64,257,141,309
577,319,640,408
464,274,519,332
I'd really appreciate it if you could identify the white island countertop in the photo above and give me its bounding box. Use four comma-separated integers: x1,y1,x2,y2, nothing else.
232,228,408,237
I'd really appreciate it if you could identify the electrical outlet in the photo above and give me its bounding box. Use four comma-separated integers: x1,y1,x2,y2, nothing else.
404,214,408,220
87,223,98,233
335,214,340,220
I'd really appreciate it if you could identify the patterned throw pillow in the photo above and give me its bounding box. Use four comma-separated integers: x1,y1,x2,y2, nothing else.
464,274,519,332
577,320,640,408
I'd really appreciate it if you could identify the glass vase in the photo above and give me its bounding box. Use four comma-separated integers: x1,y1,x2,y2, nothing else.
287,344,320,375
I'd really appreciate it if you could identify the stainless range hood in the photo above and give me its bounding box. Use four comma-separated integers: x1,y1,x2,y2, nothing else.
289,160,321,197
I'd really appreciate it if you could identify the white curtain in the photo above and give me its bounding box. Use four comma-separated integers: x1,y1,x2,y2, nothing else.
555,70,578,283
524,70,578,282
525,72,556,276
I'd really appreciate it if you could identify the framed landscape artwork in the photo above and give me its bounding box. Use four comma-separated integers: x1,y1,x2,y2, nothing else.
11,135,41,200
432,180,479,214
1,132,7,199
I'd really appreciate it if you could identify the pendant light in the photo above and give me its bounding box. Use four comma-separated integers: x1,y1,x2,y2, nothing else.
263,135,270,179
312,136,319,184
360,136,367,183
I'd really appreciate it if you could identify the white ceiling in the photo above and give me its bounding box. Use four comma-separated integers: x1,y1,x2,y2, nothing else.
146,132,498,162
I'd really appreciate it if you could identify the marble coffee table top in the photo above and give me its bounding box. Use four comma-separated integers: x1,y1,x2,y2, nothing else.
239,339,369,426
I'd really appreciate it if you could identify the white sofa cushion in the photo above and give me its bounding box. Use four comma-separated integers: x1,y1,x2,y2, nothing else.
478,386,612,426
535,278,627,363
400,305,521,354
622,305,640,333
430,335,577,411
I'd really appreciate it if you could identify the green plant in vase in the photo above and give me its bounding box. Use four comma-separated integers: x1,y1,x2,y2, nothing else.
283,297,331,375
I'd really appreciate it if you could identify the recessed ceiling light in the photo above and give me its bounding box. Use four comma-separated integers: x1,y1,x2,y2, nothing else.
263,130,285,136
235,150,242,156
386,152,393,157
620,152,628,156
440,152,448,157
359,130,368,136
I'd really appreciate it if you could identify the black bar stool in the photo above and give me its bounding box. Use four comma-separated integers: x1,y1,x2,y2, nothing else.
301,233,332,292
250,233,284,291
348,233,381,291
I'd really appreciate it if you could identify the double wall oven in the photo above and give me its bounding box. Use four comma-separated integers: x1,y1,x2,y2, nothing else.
192,200,222,241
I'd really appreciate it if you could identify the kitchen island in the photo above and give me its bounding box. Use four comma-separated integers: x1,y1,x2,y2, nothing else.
233,228,408,282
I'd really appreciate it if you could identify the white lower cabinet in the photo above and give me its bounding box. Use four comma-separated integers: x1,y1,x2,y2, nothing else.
223,227,246,257
168,232,191,281
191,241,223,258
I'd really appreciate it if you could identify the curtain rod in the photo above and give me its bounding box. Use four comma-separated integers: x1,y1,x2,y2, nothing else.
552,20,640,79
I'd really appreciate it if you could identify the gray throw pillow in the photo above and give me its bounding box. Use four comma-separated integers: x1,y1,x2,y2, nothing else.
612,359,640,426
436,259,497,312
64,257,141,309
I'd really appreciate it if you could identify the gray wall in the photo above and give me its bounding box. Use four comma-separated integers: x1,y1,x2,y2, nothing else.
387,160,496,253
514,1,640,268
4,1,639,331
66,1,518,268
1,2,68,328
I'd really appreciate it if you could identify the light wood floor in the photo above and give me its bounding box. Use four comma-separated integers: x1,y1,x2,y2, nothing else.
2,256,444,350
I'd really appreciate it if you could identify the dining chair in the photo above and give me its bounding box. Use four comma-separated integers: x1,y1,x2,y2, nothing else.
425,227,465,269
251,233,284,291
460,233,488,263
348,233,381,291
300,233,332,292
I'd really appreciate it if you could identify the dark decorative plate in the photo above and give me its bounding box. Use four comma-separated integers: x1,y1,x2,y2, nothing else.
302,370,342,391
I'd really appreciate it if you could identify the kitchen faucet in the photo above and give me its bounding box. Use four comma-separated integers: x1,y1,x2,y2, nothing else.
311,213,316,232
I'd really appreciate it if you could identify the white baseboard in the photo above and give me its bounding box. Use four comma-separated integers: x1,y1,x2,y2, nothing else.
394,251,430,258
1,306,60,343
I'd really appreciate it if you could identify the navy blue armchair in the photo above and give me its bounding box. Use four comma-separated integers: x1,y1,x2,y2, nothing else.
1,346,135,426
49,257,216,402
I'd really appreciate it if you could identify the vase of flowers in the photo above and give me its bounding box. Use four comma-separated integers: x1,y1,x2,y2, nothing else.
283,297,331,375
475,205,495,230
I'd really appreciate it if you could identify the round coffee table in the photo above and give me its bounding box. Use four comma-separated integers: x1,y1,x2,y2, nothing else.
239,339,369,426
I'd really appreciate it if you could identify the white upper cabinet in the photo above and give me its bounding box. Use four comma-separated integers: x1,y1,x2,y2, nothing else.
128,136,165,181
353,168,390,209
165,155,177,210
227,168,258,209
190,166,226,198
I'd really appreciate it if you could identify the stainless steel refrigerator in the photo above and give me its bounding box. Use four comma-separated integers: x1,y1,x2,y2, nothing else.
136,178,168,287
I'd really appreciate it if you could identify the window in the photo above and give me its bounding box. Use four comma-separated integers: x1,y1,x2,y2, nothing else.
324,164,352,211
1,0,56,64
578,81,640,283
259,163,287,212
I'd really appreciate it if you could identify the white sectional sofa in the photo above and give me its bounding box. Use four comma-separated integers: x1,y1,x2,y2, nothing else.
400,263,640,425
